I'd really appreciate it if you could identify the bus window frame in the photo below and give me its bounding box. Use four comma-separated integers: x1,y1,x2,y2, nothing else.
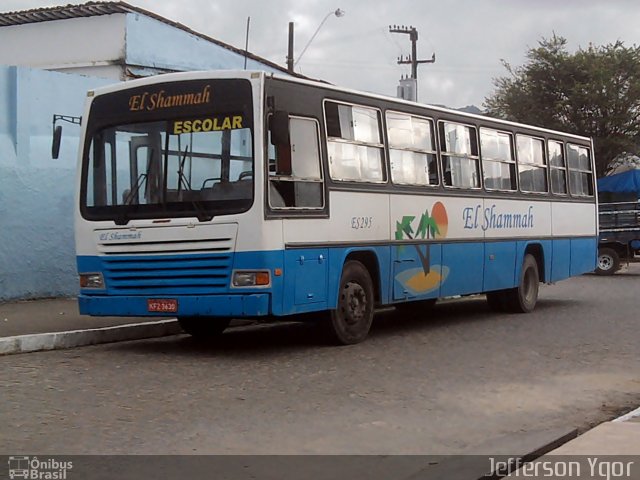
479,126,517,193
547,138,569,196
322,98,388,185
267,114,326,211
566,142,595,198
515,133,549,195
438,119,482,191
385,109,440,188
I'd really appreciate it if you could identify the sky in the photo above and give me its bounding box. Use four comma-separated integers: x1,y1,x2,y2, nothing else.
2,0,639,109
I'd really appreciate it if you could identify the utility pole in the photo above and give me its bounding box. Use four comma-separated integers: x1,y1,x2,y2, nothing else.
389,25,435,79
389,25,435,101
287,22,294,73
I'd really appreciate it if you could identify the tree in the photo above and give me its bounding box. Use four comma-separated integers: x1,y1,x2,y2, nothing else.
484,35,640,177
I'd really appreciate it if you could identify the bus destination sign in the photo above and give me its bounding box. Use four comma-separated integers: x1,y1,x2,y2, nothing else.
128,84,212,112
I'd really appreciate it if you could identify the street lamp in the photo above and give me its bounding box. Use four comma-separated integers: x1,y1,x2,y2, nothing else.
294,8,345,68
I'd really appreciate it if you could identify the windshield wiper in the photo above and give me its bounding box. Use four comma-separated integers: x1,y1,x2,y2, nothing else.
123,173,147,206
114,172,148,225
176,146,213,222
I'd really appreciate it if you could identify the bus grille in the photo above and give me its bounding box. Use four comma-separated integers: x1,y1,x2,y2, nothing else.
98,238,235,256
101,253,233,295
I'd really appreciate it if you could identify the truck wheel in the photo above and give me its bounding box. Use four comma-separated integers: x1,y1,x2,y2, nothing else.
178,317,231,338
504,254,539,313
326,261,374,345
595,247,620,276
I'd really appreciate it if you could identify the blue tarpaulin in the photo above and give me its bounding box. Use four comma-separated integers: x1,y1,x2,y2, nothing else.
597,170,640,198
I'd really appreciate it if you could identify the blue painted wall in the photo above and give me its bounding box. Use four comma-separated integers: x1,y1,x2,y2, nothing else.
125,14,285,74
0,66,111,301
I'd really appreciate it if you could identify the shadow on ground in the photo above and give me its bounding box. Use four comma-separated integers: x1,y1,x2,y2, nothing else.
106,295,580,358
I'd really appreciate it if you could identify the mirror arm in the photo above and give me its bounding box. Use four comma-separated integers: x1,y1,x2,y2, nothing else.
51,114,82,159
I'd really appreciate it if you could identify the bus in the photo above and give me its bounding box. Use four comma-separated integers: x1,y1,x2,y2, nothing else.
70,70,597,344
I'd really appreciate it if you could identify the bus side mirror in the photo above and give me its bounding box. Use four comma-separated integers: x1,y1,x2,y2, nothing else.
52,125,62,159
51,114,82,159
269,110,292,176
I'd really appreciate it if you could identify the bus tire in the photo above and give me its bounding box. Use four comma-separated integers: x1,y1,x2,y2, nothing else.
595,247,620,276
326,260,374,345
178,317,231,338
504,254,539,313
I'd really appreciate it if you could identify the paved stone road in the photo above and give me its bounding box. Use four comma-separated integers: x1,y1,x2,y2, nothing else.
1,266,639,454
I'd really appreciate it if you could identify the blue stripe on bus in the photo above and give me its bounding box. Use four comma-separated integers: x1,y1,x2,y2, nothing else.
570,237,598,276
551,239,571,282
77,236,597,318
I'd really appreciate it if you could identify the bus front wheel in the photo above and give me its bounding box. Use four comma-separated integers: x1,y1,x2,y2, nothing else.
504,254,540,313
178,317,231,338
326,261,374,345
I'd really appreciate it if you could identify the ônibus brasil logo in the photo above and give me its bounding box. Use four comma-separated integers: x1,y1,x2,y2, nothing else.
8,456,72,480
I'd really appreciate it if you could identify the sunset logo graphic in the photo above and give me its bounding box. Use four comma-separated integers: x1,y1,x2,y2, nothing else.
395,201,450,295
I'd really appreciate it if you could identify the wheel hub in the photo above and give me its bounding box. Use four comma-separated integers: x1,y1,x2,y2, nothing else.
343,282,366,325
599,255,613,270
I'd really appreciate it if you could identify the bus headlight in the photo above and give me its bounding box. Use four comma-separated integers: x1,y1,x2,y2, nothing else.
80,273,105,289
232,271,270,287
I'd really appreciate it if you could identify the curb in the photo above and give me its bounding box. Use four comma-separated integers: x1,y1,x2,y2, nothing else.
0,319,182,356
613,405,640,423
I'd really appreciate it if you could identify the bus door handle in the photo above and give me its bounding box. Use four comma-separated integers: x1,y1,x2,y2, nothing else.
394,259,415,264
298,255,324,265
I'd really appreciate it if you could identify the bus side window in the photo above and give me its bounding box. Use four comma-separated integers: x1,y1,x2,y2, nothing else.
268,116,324,209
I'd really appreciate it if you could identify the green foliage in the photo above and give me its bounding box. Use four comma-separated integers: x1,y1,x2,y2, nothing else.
395,216,415,240
484,35,640,176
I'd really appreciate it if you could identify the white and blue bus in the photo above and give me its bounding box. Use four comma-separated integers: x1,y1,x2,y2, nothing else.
73,70,597,344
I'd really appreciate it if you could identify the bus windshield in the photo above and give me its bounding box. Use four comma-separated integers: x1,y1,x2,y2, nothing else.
80,79,254,224
82,119,253,223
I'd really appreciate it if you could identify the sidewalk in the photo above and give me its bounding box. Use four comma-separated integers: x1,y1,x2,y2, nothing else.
0,297,181,355
0,297,168,337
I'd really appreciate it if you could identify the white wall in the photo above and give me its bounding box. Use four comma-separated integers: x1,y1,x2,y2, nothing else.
0,15,126,78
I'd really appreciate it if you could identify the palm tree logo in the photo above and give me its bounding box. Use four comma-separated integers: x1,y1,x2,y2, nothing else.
396,211,440,275
394,201,449,294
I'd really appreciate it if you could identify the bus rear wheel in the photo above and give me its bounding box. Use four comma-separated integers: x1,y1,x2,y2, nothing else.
503,254,540,313
326,261,374,345
595,247,620,276
178,317,231,338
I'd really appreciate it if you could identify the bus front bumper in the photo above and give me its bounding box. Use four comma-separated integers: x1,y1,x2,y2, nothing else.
78,293,271,317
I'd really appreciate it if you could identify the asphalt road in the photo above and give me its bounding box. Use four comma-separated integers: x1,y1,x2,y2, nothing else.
1,266,639,455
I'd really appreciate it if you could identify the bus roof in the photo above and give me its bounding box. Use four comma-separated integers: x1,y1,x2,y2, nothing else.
88,69,592,143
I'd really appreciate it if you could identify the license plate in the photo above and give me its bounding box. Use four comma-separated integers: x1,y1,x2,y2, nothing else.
147,299,178,313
